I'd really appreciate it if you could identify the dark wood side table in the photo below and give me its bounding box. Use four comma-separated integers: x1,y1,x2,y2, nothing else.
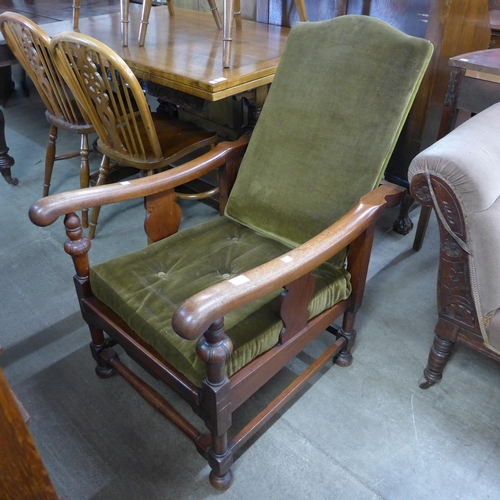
413,48,500,250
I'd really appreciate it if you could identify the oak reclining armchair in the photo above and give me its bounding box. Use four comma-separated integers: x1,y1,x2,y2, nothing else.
409,102,500,388
29,16,432,489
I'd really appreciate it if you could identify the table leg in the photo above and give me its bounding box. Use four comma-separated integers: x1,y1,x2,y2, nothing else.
0,109,17,186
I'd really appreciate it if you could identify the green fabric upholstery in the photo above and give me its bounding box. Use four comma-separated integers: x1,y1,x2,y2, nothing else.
91,217,351,387
89,16,432,388
225,15,433,247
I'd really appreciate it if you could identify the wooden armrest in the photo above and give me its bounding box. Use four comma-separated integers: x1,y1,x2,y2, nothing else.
29,135,250,227
172,182,404,340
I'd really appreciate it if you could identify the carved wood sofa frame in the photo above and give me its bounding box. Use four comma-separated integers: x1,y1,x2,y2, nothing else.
411,173,500,388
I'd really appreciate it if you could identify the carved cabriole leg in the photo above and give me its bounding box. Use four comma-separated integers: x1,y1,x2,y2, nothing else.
88,155,111,239
80,133,90,228
336,227,376,366
392,189,415,235
196,319,234,490
63,213,114,378
43,125,57,197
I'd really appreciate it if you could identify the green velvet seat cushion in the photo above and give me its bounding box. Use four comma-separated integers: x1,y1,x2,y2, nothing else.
90,217,352,387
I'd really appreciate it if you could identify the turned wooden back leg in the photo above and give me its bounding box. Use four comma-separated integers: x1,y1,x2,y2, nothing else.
294,0,308,21
138,0,153,47
72,0,80,29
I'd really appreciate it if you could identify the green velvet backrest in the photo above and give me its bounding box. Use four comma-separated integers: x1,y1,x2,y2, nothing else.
225,15,433,248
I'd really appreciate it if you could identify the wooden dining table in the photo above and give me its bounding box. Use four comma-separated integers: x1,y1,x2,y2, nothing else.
38,5,290,101
0,3,290,184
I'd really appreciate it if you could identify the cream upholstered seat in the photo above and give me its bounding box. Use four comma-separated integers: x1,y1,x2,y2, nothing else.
409,101,500,388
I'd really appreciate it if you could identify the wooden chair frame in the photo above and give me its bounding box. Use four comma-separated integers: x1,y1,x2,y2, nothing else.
0,12,95,226
50,31,218,239
30,135,404,488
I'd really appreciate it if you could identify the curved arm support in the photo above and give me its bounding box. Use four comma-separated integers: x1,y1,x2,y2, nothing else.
172,182,404,340
29,135,250,227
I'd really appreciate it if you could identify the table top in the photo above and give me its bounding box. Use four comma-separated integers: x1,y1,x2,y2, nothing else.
39,5,290,101
451,48,500,75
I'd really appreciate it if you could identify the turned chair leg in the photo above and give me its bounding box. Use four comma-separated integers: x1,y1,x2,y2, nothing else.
419,333,455,389
197,319,234,490
222,0,235,68
335,310,357,367
120,0,130,46
79,133,90,228
294,0,308,21
413,204,432,251
207,0,222,29
234,0,242,28
88,155,111,239
72,0,80,29
43,125,57,197
89,325,116,379
138,0,153,47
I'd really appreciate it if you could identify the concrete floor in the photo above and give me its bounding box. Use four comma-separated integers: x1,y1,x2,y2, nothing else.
1,76,500,500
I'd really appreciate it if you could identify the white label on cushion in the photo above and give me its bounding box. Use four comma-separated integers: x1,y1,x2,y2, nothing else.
120,181,131,185
281,256,293,263
228,275,250,286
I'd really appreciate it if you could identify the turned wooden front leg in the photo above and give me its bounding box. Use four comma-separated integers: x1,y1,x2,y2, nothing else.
64,213,114,378
196,318,234,490
419,334,455,389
